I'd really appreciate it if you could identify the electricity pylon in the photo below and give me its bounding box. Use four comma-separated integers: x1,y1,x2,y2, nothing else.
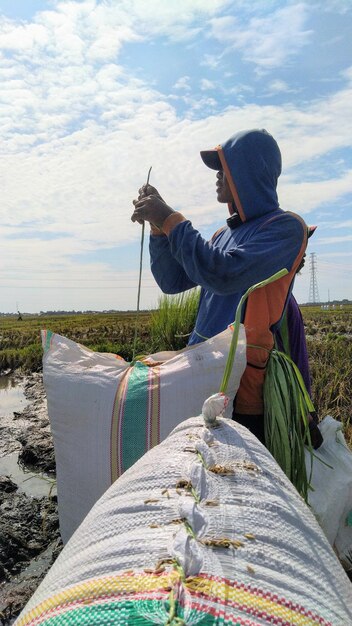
309,252,320,304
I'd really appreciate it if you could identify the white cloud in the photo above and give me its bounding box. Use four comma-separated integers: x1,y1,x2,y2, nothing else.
173,76,191,91
208,15,237,41
200,78,216,90
264,80,299,97
319,251,352,257
279,170,352,214
201,53,221,69
267,80,289,93
0,0,351,310
209,3,312,70
331,220,352,228
0,20,49,51
1,75,352,247
111,0,232,40
320,0,352,14
317,234,352,245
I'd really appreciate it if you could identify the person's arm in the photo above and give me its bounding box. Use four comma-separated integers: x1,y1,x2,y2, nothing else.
149,232,197,294
132,186,305,295
168,215,305,294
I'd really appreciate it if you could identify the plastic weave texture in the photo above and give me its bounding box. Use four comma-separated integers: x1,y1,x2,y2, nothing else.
41,325,246,542
16,414,352,625
305,415,352,564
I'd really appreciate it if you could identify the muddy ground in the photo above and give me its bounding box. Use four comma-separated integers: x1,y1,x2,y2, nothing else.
0,374,62,624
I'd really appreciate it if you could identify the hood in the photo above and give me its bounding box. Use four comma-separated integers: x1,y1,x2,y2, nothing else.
200,128,282,222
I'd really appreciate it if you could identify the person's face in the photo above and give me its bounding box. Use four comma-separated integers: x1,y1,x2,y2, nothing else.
216,170,233,203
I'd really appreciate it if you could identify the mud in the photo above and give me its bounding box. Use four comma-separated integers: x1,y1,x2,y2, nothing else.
0,373,62,624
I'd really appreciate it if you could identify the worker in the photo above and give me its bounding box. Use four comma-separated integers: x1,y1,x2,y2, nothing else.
132,128,319,445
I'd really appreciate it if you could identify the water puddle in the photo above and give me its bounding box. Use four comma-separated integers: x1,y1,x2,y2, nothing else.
0,375,27,416
0,451,56,498
0,376,55,498
0,375,29,456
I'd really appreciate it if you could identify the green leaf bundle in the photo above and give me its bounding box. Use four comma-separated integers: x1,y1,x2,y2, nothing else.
264,349,314,500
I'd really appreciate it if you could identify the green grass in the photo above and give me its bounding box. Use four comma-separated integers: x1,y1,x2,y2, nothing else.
150,289,200,351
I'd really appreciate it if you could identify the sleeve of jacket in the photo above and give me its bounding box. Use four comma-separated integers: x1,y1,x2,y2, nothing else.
167,216,305,295
149,233,197,294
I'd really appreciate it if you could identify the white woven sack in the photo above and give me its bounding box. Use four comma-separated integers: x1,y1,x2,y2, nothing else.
306,415,352,566
41,325,246,543
16,406,352,626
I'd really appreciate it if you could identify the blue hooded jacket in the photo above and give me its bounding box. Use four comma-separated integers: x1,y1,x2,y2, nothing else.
149,129,307,347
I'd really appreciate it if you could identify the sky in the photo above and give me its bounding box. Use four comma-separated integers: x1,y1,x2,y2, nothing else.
0,0,351,313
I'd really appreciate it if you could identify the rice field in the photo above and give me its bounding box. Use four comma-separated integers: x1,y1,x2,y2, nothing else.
0,303,351,439
0,312,152,372
301,305,352,444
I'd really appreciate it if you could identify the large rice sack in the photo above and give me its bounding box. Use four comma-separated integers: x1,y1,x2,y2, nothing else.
15,403,352,626
306,415,352,569
42,325,246,542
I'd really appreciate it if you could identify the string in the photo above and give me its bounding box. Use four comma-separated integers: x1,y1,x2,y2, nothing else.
132,166,152,362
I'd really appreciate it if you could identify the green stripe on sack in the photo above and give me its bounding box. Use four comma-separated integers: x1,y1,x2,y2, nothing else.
30,600,159,626
43,330,53,353
29,599,242,625
121,361,149,472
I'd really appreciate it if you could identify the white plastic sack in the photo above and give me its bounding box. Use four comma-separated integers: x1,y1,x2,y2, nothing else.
306,415,352,568
42,325,246,542
16,410,352,626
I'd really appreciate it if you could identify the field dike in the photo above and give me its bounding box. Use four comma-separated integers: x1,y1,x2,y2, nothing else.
0,373,62,624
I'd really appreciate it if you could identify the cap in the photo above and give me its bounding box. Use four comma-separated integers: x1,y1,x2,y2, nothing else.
200,148,222,170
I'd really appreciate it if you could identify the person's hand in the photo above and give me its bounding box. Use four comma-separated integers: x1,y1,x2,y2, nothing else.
137,184,164,202
132,186,174,228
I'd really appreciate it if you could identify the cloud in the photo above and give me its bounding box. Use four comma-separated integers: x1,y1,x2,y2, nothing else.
208,15,237,41
331,220,352,229
316,234,352,245
0,0,351,311
209,3,312,70
0,0,237,155
267,80,290,93
201,53,221,69
200,78,216,90
0,20,49,51
320,0,352,14
264,80,299,97
279,170,352,214
111,0,232,40
173,76,191,91
319,251,352,258
2,71,352,246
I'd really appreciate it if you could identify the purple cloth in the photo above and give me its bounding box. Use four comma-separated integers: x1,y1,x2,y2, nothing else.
275,295,311,396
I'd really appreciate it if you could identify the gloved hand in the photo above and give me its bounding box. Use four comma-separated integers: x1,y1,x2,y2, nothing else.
132,184,174,229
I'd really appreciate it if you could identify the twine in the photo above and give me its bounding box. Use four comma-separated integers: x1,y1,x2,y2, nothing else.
132,167,152,362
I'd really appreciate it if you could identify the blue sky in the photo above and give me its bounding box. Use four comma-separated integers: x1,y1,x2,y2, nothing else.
0,0,351,313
